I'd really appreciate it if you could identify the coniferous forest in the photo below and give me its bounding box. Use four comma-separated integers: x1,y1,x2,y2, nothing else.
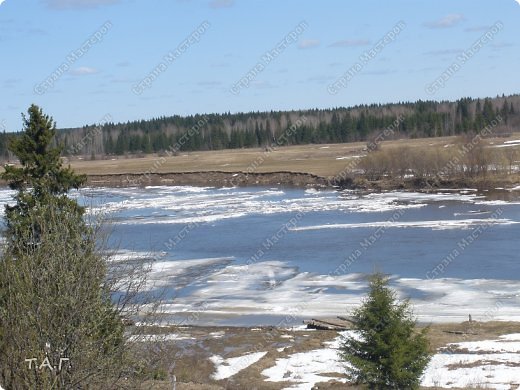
0,95,518,160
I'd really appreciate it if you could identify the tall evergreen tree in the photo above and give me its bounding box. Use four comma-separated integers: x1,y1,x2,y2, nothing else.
340,273,431,389
2,105,86,245
0,105,126,388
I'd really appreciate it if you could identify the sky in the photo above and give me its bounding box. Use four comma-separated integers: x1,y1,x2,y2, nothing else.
0,0,519,131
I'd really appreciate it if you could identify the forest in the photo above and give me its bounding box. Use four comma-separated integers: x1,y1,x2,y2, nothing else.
0,94,518,160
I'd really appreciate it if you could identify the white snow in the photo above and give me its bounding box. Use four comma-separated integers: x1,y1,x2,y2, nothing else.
335,155,363,160
262,332,352,389
448,334,520,353
399,278,520,324
3,186,518,326
74,187,503,226
497,333,520,341
421,333,520,389
210,351,267,380
493,142,520,148
288,325,316,332
142,256,233,290
128,333,195,342
108,249,158,263
260,332,520,389
290,218,519,232
144,260,520,325
422,353,520,389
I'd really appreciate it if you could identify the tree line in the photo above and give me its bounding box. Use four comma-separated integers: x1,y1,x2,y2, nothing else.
0,94,518,160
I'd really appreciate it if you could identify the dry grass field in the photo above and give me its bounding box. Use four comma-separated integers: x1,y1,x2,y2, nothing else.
67,141,368,177
64,133,520,179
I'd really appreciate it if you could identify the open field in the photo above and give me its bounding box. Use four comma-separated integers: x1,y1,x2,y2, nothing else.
65,133,520,179
131,321,520,390
68,141,368,177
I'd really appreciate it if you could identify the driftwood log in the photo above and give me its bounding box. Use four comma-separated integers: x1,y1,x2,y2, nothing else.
303,317,354,331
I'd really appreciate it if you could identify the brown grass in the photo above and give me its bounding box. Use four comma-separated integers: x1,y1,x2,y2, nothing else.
130,321,520,390
426,320,520,350
58,133,520,179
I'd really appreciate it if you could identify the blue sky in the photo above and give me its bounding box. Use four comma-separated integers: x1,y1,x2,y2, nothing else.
0,0,519,131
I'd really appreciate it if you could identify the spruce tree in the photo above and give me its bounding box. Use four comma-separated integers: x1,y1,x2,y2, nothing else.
0,105,126,388
2,105,86,252
340,273,431,389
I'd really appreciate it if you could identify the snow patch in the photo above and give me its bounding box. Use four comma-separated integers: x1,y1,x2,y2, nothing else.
261,332,520,389
128,333,195,342
421,334,520,388
262,332,352,389
210,351,267,380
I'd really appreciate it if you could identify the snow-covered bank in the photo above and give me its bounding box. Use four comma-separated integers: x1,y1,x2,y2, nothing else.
421,333,520,389
210,351,267,380
260,332,520,389
262,332,351,389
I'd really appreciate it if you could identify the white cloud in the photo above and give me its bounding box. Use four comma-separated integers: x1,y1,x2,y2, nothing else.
465,25,492,32
70,66,98,75
423,48,462,56
0,0,6,6
44,0,119,9
329,39,370,48
425,14,464,29
515,0,520,5
298,39,320,49
209,0,234,9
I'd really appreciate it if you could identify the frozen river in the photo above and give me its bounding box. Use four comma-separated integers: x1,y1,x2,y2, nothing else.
1,185,519,326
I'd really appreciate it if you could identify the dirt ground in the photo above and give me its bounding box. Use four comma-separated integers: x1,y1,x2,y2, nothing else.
129,321,520,390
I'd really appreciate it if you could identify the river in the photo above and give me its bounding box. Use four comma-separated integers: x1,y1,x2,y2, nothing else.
1,185,519,326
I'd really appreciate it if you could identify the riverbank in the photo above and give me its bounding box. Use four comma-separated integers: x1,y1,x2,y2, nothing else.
1,136,519,191
70,135,520,191
82,170,520,193
85,171,329,188
131,320,520,389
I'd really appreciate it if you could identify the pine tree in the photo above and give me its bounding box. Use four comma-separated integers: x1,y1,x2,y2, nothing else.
340,273,431,389
0,105,126,388
104,133,115,155
482,98,495,125
2,105,86,244
141,134,152,154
